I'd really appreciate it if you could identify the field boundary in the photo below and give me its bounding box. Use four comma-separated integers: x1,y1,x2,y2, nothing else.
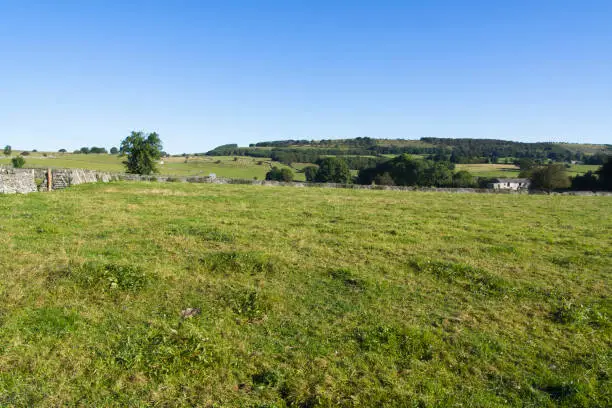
1,165,611,195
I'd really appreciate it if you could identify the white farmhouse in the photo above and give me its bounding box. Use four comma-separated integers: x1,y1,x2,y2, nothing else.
488,178,531,190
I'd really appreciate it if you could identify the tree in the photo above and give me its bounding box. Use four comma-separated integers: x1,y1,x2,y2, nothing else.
571,171,599,191
120,131,163,175
374,172,395,186
89,146,108,154
529,164,570,190
303,166,318,182
265,166,294,182
58,149,67,153
516,158,536,172
11,156,25,168
315,157,351,183
3,145,11,156
80,147,90,154
452,170,476,187
110,147,119,154
596,157,612,190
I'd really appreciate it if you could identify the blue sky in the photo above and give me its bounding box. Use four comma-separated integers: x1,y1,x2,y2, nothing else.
1,0,611,153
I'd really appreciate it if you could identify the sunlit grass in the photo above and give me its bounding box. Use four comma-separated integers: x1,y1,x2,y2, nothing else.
0,182,610,406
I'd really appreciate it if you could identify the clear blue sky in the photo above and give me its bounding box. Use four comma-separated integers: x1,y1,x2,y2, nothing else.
1,0,611,153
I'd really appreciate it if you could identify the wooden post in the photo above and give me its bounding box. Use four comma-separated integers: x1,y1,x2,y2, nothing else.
47,168,52,191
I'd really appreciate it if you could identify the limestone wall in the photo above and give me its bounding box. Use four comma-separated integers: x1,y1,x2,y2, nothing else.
0,168,37,194
2,166,611,195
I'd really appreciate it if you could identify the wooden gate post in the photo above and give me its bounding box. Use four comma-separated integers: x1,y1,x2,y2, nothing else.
47,168,52,191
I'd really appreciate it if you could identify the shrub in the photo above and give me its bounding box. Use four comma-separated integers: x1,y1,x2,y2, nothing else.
266,166,294,182
20,151,30,156
11,156,25,168
303,165,318,182
315,157,351,183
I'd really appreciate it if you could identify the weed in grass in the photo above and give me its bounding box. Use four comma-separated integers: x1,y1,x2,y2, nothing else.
197,251,277,275
328,268,367,291
18,307,79,338
411,259,511,296
167,224,234,242
68,261,152,291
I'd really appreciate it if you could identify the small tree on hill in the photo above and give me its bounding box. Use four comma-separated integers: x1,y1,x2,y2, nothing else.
11,156,25,168
3,145,11,156
58,149,67,153
110,147,119,154
120,131,163,175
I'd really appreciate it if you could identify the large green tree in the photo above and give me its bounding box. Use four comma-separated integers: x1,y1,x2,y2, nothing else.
265,166,294,182
596,156,612,190
120,131,163,175
529,164,570,190
3,145,11,156
314,157,351,183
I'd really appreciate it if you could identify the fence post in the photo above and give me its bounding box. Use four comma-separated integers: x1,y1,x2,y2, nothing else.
47,168,52,191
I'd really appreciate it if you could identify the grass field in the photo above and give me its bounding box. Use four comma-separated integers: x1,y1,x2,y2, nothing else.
0,153,303,181
0,153,600,183
455,163,600,179
0,182,610,406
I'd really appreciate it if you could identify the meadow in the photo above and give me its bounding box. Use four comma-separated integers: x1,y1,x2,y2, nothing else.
0,152,599,182
0,153,303,181
0,181,610,407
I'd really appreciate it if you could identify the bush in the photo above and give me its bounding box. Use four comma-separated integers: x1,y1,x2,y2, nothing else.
303,165,318,182
452,170,476,187
11,156,25,168
529,164,571,190
20,151,30,156
315,157,351,183
265,166,294,182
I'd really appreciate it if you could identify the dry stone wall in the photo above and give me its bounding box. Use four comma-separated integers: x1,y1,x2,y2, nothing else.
1,166,611,195
0,168,38,194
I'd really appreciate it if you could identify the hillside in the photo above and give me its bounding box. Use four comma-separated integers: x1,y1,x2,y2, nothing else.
0,182,610,406
207,137,611,165
0,152,302,181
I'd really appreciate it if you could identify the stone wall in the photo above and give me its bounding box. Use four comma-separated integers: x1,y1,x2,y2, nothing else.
0,168,38,194
2,166,611,196
39,168,119,190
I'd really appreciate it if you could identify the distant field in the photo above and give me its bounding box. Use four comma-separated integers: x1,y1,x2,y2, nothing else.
456,163,599,179
456,163,521,178
0,152,601,183
0,182,610,406
0,153,303,181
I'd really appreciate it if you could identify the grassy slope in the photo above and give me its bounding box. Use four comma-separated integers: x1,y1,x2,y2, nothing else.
0,153,304,181
455,163,601,179
0,182,610,407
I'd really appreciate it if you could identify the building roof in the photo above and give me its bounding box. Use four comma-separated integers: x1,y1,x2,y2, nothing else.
491,178,530,183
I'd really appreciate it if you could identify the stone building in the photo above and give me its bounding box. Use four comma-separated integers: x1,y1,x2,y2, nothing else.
488,178,531,190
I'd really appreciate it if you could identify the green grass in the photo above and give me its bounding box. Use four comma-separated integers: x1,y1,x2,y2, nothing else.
456,163,600,179
0,182,610,407
456,163,521,178
565,164,600,177
0,153,303,181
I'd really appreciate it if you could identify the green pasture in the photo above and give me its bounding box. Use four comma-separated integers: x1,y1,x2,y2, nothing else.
0,182,610,406
0,153,303,181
